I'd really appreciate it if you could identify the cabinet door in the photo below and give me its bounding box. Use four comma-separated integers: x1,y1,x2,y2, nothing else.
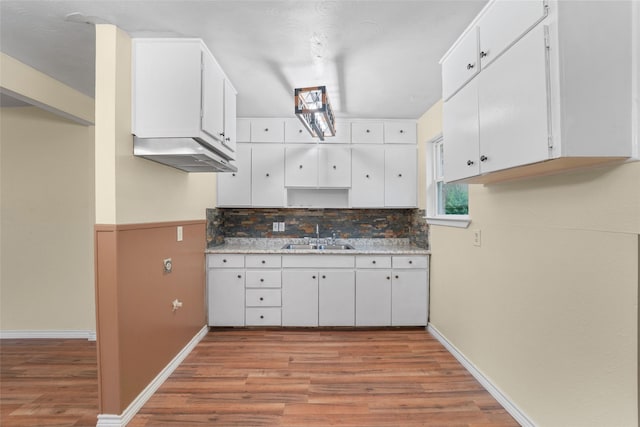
222,79,237,152
384,146,417,207
284,118,316,143
285,145,318,187
391,270,428,326
351,146,385,207
282,270,319,326
251,119,284,143
201,50,225,142
355,270,392,326
208,269,245,326
319,270,355,326
443,79,481,182
251,144,285,207
318,145,351,188
441,28,479,101
478,0,547,68
217,143,251,207
478,24,550,174
384,121,416,144
351,122,384,144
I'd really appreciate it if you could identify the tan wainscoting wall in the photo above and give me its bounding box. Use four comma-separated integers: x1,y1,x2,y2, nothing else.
94,220,206,414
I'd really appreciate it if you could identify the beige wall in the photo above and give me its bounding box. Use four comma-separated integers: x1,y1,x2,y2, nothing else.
94,24,216,226
0,107,96,331
419,102,639,426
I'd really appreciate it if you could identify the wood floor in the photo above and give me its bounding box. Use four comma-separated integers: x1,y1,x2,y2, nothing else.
1,329,519,427
0,338,98,427
130,328,519,426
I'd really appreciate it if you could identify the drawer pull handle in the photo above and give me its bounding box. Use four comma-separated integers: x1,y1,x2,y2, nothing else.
260,315,264,319
261,260,266,264
372,260,376,264
222,259,227,263
366,129,370,133
260,278,264,282
409,260,413,264
259,297,264,301
266,173,270,177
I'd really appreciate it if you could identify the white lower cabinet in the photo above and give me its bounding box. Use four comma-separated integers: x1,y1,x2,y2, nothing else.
207,253,428,328
282,270,319,326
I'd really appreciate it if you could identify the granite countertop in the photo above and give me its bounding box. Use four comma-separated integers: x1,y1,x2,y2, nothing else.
205,238,430,255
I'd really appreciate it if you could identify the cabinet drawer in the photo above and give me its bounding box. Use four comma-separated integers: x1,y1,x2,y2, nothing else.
356,256,392,269
246,289,282,307
245,270,282,288
245,255,282,268
246,307,281,326
282,255,355,268
250,119,284,143
351,122,384,144
384,121,416,144
392,256,428,269
208,254,244,268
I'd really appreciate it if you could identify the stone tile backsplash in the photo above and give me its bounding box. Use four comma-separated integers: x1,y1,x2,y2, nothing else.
207,208,429,249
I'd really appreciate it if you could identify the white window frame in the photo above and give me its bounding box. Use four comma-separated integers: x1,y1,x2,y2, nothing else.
425,133,471,228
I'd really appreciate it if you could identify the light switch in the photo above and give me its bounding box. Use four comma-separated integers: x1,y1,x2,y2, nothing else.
177,226,183,242
272,222,278,232
278,222,285,232
473,230,481,247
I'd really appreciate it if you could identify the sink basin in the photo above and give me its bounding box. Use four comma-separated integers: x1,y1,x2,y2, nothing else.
282,243,355,250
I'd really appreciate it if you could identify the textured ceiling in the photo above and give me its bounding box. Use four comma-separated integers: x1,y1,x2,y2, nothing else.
0,0,487,119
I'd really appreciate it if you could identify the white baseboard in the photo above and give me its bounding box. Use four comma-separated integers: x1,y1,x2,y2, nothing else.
96,325,209,427
427,324,534,427
0,330,96,341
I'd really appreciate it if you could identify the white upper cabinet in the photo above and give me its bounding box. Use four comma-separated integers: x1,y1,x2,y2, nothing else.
318,145,351,188
477,0,547,69
251,144,285,207
440,0,634,183
131,38,235,160
284,118,317,143
285,145,318,187
385,146,417,207
351,122,384,144
285,145,351,188
250,119,285,143
441,28,479,102
351,146,385,207
222,79,237,153
384,121,417,144
236,119,251,142
217,143,251,207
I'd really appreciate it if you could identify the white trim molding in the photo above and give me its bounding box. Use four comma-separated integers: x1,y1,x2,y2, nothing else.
427,324,535,427
0,330,96,341
96,325,209,427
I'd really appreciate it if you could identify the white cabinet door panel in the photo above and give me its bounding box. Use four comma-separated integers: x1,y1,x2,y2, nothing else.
201,50,225,142
284,118,316,143
441,28,479,101
356,271,391,326
251,119,284,142
208,269,245,326
282,270,319,326
478,24,550,174
285,145,318,187
217,143,251,207
384,121,416,144
251,145,285,207
319,145,351,188
351,122,384,144
478,0,547,68
443,79,481,182
391,270,428,326
222,79,237,152
385,146,417,207
351,146,384,207
319,270,355,326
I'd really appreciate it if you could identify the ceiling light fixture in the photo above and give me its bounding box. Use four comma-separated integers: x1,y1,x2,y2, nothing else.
294,86,336,141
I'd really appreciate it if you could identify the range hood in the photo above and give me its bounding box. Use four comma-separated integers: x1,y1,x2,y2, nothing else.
133,137,237,173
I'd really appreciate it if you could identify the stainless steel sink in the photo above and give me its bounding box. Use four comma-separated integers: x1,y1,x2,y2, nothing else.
281,243,355,250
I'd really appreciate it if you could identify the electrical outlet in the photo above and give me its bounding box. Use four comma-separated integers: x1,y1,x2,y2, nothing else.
272,222,278,232
473,230,481,247
163,258,173,273
278,222,285,232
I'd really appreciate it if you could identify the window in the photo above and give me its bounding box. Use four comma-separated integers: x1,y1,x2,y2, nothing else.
426,135,470,228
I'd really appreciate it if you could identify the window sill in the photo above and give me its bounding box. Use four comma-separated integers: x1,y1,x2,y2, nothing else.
425,216,471,229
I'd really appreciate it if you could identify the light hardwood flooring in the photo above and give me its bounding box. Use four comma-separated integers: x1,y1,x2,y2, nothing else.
130,328,519,426
1,329,520,426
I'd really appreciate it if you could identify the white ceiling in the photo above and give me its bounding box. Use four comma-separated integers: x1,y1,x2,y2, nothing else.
0,0,487,119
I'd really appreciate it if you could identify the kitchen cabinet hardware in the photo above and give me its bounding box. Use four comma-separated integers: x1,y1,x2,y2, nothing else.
260,315,264,319
466,63,475,70
261,260,266,264
299,164,303,169
219,132,225,137
260,297,264,301
480,50,488,58
223,259,227,263
372,260,376,264
366,129,370,133
395,275,399,279
264,128,269,132
332,165,337,169
260,278,264,282
322,275,326,279
480,155,488,162
265,173,270,177
237,274,241,278
231,173,236,176
467,160,474,166
409,260,413,264
400,130,404,133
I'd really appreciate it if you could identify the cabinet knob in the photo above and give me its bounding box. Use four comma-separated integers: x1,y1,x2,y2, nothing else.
398,173,402,178
365,174,370,178
219,132,225,137
387,276,391,280
260,278,264,282
259,297,264,301
467,160,474,166
332,165,337,169
225,137,231,142
400,129,404,134
480,155,488,162
480,51,488,58
260,315,264,319
312,275,316,279
299,129,303,133
237,274,241,279
222,259,227,263
232,173,236,177
266,173,270,177
409,260,413,264
264,128,269,132
322,275,326,279
261,260,266,264
466,63,475,70
366,129,370,133
372,260,376,264
299,164,303,169
395,275,399,279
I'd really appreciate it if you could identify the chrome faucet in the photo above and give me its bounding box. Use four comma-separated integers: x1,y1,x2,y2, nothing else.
315,224,320,245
